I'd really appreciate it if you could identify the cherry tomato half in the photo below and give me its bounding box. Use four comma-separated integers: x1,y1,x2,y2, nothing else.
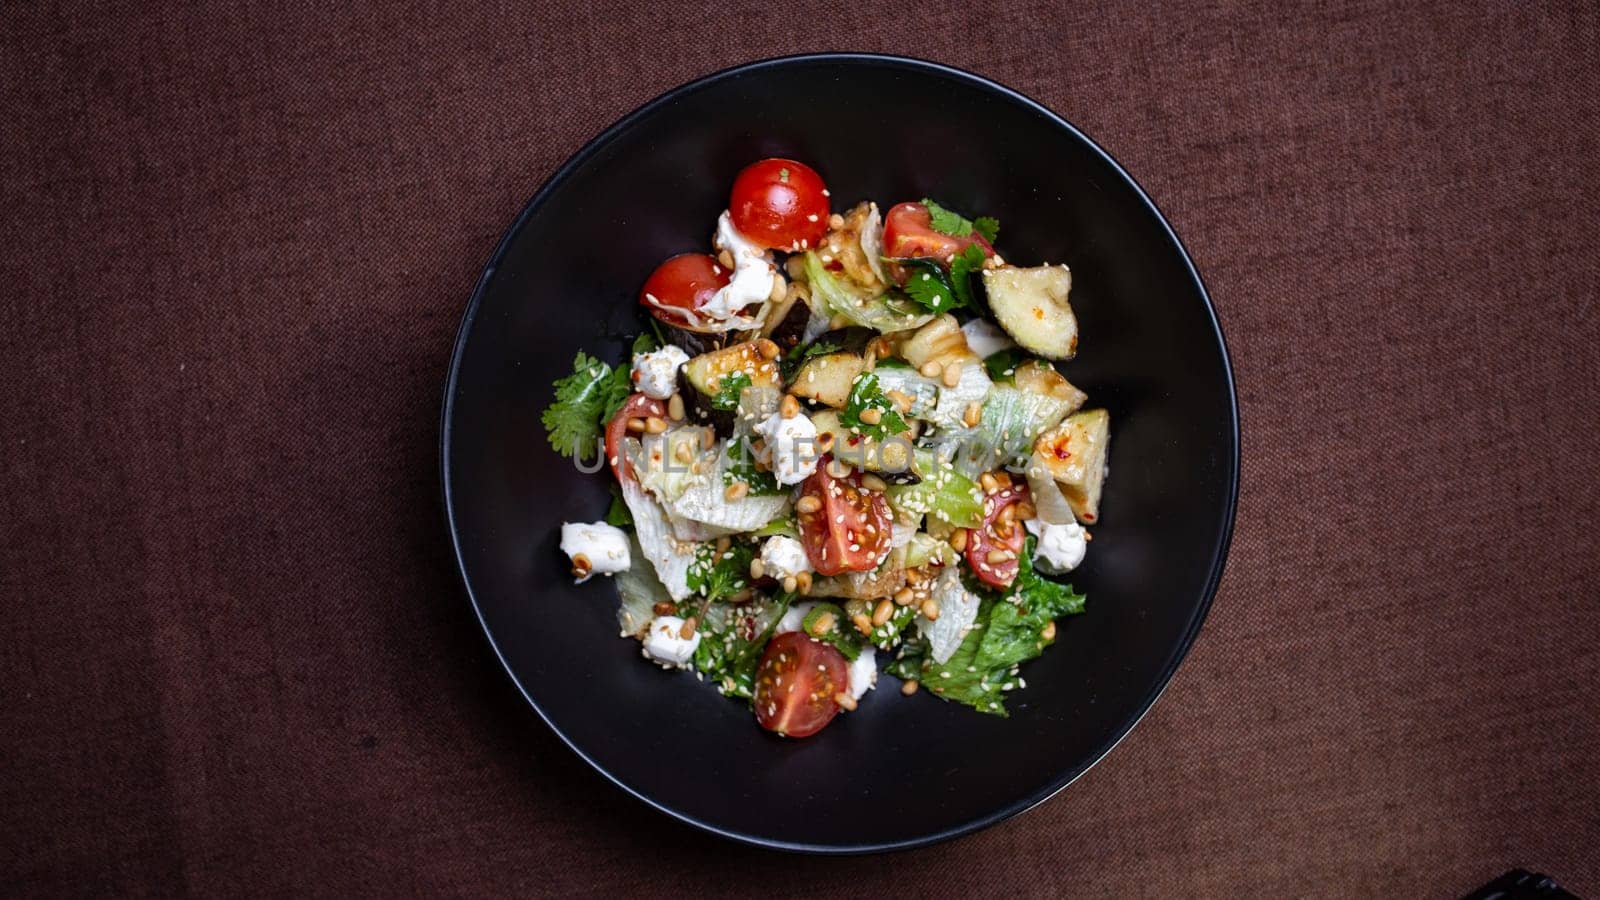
604,393,666,481
796,457,892,576
728,158,830,251
882,201,996,263
638,253,729,328
966,479,1029,588
753,631,849,738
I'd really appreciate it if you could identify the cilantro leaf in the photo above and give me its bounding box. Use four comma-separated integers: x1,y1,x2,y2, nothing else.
921,197,975,237
780,340,841,381
722,440,785,497
542,352,628,462
983,348,1028,381
920,198,1000,247
900,258,960,314
687,541,755,603
604,484,632,526
800,602,863,661
709,371,753,411
947,243,986,310
838,371,910,440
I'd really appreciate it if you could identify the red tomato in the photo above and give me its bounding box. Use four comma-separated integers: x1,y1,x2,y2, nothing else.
604,393,666,481
796,458,892,576
728,158,830,251
882,201,996,263
753,631,848,738
966,479,1029,588
638,253,730,327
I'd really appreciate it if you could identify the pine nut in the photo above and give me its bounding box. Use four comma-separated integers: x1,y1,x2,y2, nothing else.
679,617,697,639
901,679,919,696
885,389,913,413
860,473,887,492
919,360,943,379
701,429,714,450
941,361,962,388
673,441,694,464
644,416,667,434
756,338,780,359
827,457,851,479
652,601,674,616
796,495,822,514
979,472,1000,493
1041,621,1057,641
872,598,894,626
950,528,969,552
667,393,685,421
986,548,1010,565
894,587,915,606
814,432,835,453
570,553,591,577
858,407,882,425
794,572,812,594
994,471,1013,489
997,504,1016,528
920,597,940,621
724,481,749,501
780,393,800,419
769,278,786,303
828,213,845,229
808,610,836,635
715,536,731,555
1083,530,1093,542
626,417,646,433
963,402,982,428
783,575,798,593
717,249,734,269
851,613,874,635
749,558,766,580
728,589,752,605
834,691,858,712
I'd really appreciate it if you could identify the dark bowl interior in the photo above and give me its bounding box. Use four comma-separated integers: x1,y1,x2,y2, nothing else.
442,54,1238,852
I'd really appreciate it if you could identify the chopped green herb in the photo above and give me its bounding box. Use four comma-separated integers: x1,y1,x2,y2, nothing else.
922,197,976,237
973,216,1000,243
710,371,753,411
947,243,986,309
687,540,756,604
780,340,841,381
604,484,632,526
694,591,794,699
722,441,785,497
983,348,1029,381
900,258,961,314
839,371,910,440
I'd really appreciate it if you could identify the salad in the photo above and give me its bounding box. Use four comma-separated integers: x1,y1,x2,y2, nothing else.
542,158,1111,738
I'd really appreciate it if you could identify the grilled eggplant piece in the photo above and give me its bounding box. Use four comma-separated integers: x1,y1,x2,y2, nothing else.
790,352,865,408
1032,408,1110,523
982,264,1078,360
1010,359,1087,414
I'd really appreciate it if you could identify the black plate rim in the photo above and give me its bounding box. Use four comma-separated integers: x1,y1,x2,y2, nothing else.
439,51,1241,855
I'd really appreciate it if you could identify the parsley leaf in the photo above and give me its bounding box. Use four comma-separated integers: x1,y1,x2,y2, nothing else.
693,590,794,699
542,352,628,462
922,197,975,237
687,541,755,603
710,371,753,411
780,340,841,381
839,372,910,440
973,216,1000,243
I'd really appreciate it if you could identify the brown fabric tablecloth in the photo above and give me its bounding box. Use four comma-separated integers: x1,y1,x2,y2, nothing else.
3,2,1597,896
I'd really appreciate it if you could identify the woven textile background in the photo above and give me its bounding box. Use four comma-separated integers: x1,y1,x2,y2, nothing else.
3,2,1596,896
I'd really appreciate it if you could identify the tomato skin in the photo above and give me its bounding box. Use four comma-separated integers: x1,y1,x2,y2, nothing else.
753,631,848,738
966,480,1029,588
882,201,996,264
604,393,666,481
796,457,892,576
728,158,831,250
639,253,730,327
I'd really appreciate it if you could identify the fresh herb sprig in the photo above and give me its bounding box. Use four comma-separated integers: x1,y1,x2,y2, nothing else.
839,372,910,440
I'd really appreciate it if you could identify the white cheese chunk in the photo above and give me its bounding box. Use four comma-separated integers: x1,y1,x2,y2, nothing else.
848,645,877,699
760,535,813,581
641,615,701,668
1025,517,1087,574
559,521,631,583
630,345,689,400
753,410,820,486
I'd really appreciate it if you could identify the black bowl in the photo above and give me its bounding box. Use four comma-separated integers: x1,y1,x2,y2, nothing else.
442,54,1238,853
